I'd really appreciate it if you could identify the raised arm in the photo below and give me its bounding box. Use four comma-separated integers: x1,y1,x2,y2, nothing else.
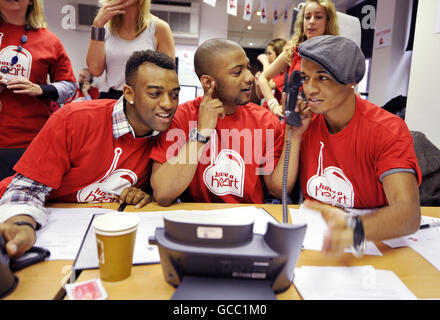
86,0,129,76
151,83,224,206
155,18,175,59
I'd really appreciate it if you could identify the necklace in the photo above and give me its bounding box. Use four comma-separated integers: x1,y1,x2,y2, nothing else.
1,24,30,75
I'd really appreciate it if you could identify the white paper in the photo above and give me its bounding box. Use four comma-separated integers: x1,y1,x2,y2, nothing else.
374,25,393,49
202,0,216,7
243,0,253,21
226,0,237,16
294,266,417,300
35,208,114,260
73,206,278,270
383,216,440,271
290,206,382,256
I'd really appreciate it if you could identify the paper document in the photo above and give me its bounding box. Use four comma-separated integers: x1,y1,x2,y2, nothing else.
383,216,440,271
290,206,382,256
293,266,417,300
35,208,114,260
74,206,278,270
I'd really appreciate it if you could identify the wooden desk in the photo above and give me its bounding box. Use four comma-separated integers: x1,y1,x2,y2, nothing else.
3,260,72,300
72,203,440,300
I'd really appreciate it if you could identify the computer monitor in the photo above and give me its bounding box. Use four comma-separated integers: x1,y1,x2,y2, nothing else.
179,85,198,105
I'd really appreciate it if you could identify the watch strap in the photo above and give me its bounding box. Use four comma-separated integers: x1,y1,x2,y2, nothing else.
346,214,366,257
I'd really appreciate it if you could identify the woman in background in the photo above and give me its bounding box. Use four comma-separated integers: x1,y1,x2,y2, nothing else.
255,38,287,109
0,0,76,180
258,0,339,117
87,0,175,99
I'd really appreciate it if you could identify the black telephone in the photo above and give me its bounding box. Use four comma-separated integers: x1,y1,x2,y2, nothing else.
284,70,304,127
0,236,50,299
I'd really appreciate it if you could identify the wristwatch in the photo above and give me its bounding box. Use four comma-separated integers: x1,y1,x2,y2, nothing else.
346,213,366,257
189,127,210,144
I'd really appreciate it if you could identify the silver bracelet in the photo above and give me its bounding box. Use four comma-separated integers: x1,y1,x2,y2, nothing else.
91,26,105,41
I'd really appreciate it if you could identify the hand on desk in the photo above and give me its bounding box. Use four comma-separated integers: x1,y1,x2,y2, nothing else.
116,187,153,209
0,217,36,258
303,199,353,257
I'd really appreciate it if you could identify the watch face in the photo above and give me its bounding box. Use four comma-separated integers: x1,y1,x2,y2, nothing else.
189,127,197,140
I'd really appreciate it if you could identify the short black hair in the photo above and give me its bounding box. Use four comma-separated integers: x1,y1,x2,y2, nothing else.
194,39,242,79
125,50,176,87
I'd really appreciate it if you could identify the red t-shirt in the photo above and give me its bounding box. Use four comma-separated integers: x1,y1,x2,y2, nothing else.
299,95,422,209
11,99,155,203
288,48,302,77
150,97,285,203
0,24,76,148
65,86,100,104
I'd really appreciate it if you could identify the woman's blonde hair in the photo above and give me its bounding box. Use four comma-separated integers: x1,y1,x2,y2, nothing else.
100,0,152,36
0,0,47,29
285,0,339,57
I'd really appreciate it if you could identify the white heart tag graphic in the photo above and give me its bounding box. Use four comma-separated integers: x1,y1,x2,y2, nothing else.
306,142,354,207
203,149,245,197
76,148,138,202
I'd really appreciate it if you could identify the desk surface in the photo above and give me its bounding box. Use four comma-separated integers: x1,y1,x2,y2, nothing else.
72,202,440,300
4,202,440,300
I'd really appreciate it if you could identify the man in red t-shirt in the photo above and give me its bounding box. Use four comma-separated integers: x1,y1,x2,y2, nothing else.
0,50,180,258
295,36,422,257
64,68,100,105
150,39,310,206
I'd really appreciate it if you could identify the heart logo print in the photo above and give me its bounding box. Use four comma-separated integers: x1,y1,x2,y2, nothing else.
76,147,138,202
203,132,245,197
306,142,354,207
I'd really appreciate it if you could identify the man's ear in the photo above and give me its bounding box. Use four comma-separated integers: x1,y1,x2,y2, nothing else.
200,75,216,91
123,84,135,105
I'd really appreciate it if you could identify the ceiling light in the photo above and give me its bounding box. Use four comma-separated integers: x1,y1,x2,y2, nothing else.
256,11,261,16
247,25,253,30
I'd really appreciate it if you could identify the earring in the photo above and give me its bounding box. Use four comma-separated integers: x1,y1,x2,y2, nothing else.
129,101,134,105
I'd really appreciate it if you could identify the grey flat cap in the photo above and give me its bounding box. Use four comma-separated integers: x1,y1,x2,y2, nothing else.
298,35,365,85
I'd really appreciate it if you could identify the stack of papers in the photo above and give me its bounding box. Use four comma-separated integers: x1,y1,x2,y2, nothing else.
383,216,440,271
290,206,382,256
293,266,417,300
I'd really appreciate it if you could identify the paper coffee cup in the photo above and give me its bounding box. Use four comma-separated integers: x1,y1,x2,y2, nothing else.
92,212,140,282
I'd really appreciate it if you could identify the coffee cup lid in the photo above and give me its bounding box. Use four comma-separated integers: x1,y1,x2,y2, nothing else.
92,212,140,234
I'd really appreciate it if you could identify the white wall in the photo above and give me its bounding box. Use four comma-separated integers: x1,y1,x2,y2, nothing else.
406,0,440,148
44,0,93,80
368,0,413,107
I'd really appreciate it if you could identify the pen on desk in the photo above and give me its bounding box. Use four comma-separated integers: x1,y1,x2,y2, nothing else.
419,221,440,230
117,202,127,212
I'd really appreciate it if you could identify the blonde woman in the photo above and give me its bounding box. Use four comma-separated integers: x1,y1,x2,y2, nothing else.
87,0,175,99
259,0,339,116
0,0,76,180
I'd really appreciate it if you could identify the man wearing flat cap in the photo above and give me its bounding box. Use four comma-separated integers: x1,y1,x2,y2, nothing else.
295,35,422,257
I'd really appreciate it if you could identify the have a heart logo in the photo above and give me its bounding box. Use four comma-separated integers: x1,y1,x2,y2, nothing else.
0,46,32,82
306,142,354,207
76,148,138,203
203,149,245,197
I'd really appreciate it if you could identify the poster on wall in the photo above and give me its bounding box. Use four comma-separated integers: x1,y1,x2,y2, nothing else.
374,26,392,49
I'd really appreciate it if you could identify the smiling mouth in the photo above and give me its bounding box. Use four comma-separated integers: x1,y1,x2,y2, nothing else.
156,112,172,119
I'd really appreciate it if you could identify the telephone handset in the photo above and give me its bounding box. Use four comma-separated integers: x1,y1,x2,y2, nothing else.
284,70,304,127
0,236,50,298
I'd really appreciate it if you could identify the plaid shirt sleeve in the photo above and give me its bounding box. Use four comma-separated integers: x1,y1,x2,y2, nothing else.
0,174,52,207
0,174,52,227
